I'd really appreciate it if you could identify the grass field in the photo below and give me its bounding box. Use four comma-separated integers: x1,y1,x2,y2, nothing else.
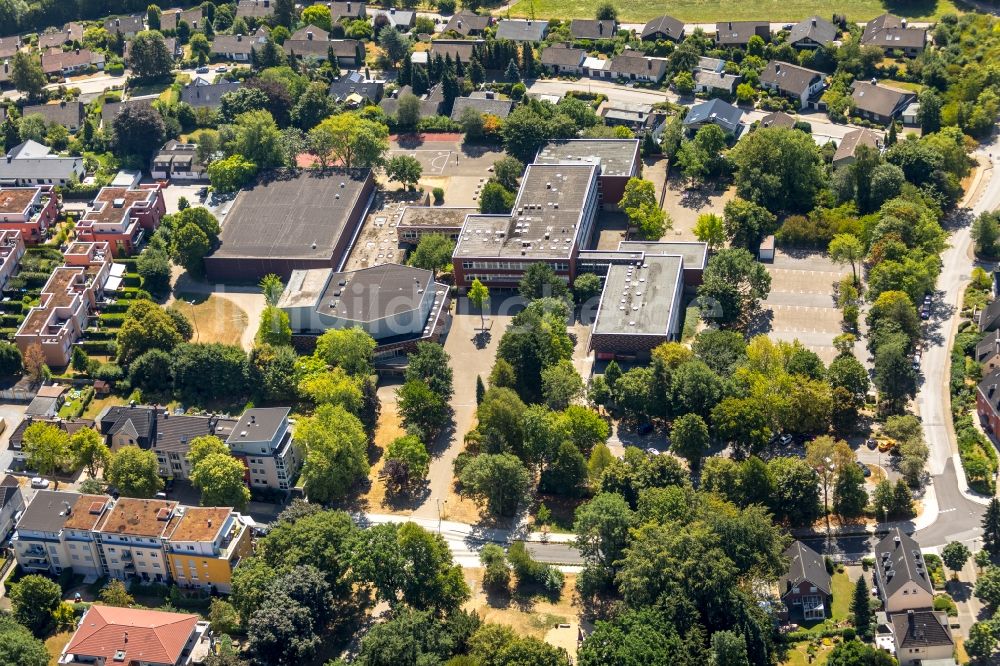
505,0,958,23
169,294,249,346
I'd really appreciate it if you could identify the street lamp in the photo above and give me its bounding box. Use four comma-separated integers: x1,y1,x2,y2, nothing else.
436,497,447,534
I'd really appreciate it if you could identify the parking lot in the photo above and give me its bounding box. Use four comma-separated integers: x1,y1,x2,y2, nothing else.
758,250,848,365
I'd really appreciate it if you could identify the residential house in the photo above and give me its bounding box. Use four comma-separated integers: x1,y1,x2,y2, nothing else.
851,80,916,123
211,26,270,61
428,39,483,64
541,44,586,75
0,35,21,59
151,140,207,180
97,404,157,450
0,186,57,242
59,606,211,666
889,609,954,666
0,140,85,187
329,1,367,22
641,15,684,42
693,69,740,96
159,7,204,31
683,98,745,135
179,78,242,109
570,19,617,40
101,97,155,128
329,70,384,106
75,183,166,256
759,61,825,109
495,19,549,42
104,15,145,39
787,16,838,48
608,53,666,83
450,93,515,121
22,100,85,131
11,490,111,578
152,411,233,480
8,416,94,463
874,527,935,613
598,100,664,134
582,56,610,78
15,242,113,366
220,407,301,491
0,229,23,288
236,0,274,19
372,8,416,31
980,298,1000,332
380,83,444,117
696,56,726,73
445,12,492,36
125,36,180,60
38,23,85,50
833,127,882,167
283,28,363,66
715,21,770,47
977,330,1000,373
862,13,928,56
977,366,1000,436
25,384,65,418
759,110,797,129
779,540,832,620
0,474,24,541
163,505,252,592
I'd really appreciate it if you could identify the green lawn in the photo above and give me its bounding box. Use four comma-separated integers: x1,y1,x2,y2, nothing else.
830,571,853,622
505,0,958,23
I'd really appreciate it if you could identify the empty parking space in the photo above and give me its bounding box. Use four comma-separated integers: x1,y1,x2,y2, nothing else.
761,251,848,364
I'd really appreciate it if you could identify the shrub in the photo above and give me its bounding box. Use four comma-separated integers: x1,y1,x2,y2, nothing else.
433,187,444,204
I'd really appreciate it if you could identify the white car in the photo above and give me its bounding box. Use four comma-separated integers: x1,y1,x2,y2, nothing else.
30,477,50,489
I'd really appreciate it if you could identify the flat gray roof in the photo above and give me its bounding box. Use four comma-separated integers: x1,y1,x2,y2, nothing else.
617,240,708,269
399,206,476,228
213,169,371,261
453,164,597,260
535,139,640,178
320,263,433,321
226,407,289,445
16,490,81,533
594,255,682,336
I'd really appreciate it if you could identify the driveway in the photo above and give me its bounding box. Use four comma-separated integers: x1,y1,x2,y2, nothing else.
0,402,27,474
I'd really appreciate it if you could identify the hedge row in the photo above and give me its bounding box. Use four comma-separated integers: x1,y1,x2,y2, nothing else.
78,340,117,355
115,258,139,271
85,330,117,341
0,314,21,327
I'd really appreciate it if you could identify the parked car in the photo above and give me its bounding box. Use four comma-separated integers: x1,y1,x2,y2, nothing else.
878,439,895,453
30,477,49,489
920,307,930,320
866,438,878,450
856,461,871,477
778,434,794,446
196,66,209,73
645,447,660,456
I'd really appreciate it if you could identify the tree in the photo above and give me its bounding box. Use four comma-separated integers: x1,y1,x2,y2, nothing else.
386,154,422,189
405,342,454,400
977,566,1000,609
298,367,362,411
10,51,45,99
966,621,997,661
136,247,171,296
378,26,411,67
395,93,421,131
722,198,777,250
833,463,868,520
99,579,135,607
519,262,571,302
729,127,823,214
187,435,229,470
985,497,1000,559
0,615,48,666
301,4,332,31
22,421,70,479
852,574,872,640
256,306,291,346
459,453,531,516
409,233,454,276
595,1,617,20
10,574,61,633
171,221,211,273
469,278,489,331
384,435,430,493
942,541,971,578
208,154,257,193
191,453,251,510
973,211,1000,257
227,110,285,168
247,595,319,665
670,413,710,473
768,457,821,527
479,180,515,214
315,327,376,376
493,156,524,192
873,340,917,413
892,480,914,519
106,445,164,498
694,213,725,251
574,492,633,575
541,360,584,410
308,113,389,168
827,640,895,666
698,248,772,330
71,427,111,479
116,299,185,365
298,404,369,503
711,630,750,666
540,441,588,497
208,599,240,636
917,88,942,134
828,233,864,285
127,30,174,79
112,102,166,162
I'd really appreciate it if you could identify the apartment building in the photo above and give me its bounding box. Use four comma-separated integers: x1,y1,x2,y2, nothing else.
75,183,165,257
0,139,85,187
219,407,300,491
0,185,58,242
11,490,112,579
153,412,236,481
0,229,24,289
14,241,112,367
163,506,251,592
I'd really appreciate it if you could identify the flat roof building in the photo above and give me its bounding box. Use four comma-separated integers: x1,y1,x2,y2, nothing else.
76,183,166,257
0,185,57,243
205,168,375,283
397,206,476,244
534,138,641,209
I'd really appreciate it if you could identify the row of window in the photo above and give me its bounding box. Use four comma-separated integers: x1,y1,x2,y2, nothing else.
460,261,571,272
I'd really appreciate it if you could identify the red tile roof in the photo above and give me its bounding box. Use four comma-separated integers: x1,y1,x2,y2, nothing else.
65,605,198,665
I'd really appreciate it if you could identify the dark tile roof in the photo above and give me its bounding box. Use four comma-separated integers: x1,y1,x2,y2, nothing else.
891,610,953,649
329,1,367,20
609,53,666,79
10,417,94,451
495,19,548,42
833,127,881,164
850,80,915,118
160,7,204,31
101,98,155,128
0,474,21,511
104,15,144,35
760,60,823,95
541,45,586,68
787,16,838,46
211,28,269,56
237,0,275,18
759,111,797,129
683,98,744,134
874,527,934,600
283,37,361,60
16,490,82,533
445,12,491,36
978,330,1000,364
780,540,832,598
225,407,288,445
715,21,770,46
570,19,616,40
978,366,1000,416
38,23,85,49
22,101,84,128
429,39,483,62
450,95,514,120
329,71,384,103
981,299,1000,332
98,405,157,448
641,15,684,41
862,14,927,50
153,413,218,454
179,79,242,108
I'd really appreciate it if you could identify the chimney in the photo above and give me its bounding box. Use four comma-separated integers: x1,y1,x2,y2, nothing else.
75,48,80,55
728,22,732,29
307,31,314,40
901,18,907,28
599,22,604,35
811,18,817,26
390,7,395,13
124,631,129,643
775,63,780,72
894,535,902,546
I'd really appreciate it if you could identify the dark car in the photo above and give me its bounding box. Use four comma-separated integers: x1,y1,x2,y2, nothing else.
866,438,878,450
856,460,871,477
637,422,654,436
